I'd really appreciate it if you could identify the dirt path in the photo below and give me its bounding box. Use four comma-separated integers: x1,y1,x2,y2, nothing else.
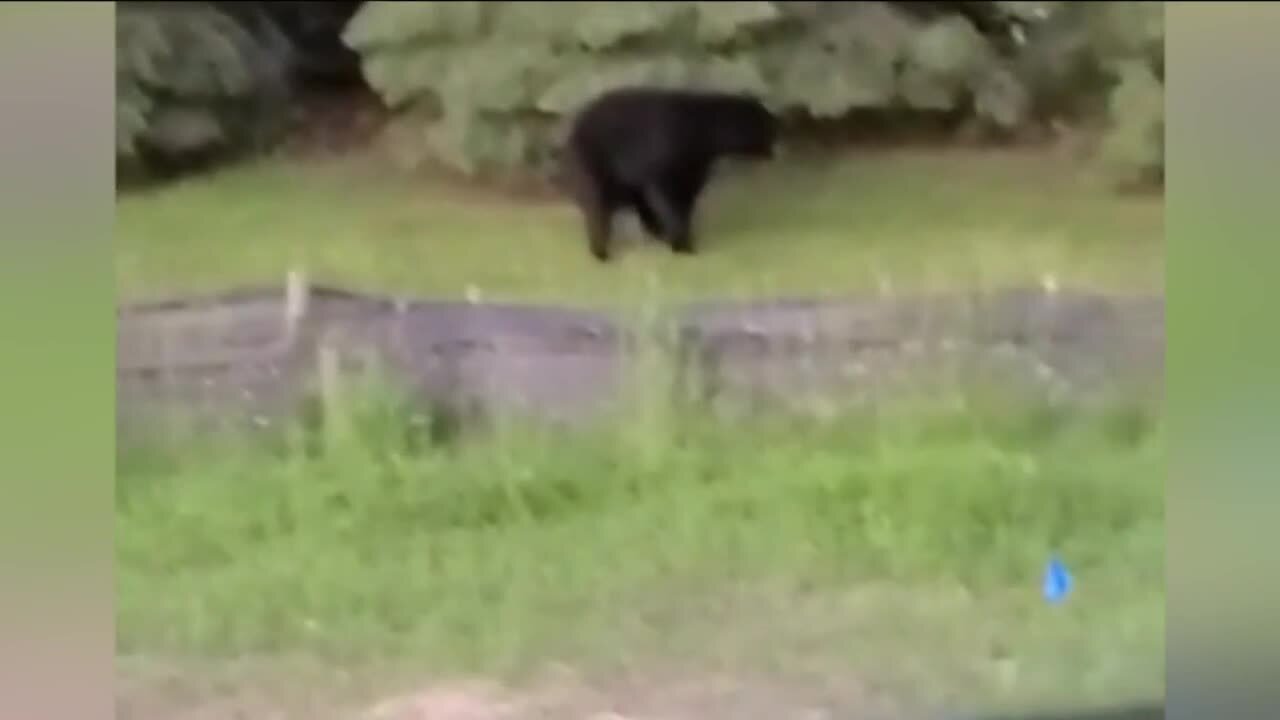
116,283,1165,448
117,661,909,720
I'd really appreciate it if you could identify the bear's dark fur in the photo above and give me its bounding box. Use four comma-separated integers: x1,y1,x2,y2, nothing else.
560,86,779,262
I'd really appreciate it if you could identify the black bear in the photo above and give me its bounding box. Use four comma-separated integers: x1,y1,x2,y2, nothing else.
560,86,779,262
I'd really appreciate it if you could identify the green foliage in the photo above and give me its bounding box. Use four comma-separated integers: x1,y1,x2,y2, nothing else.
693,1,783,45
1008,2,1163,186
341,0,490,49
113,0,1162,190
899,14,993,112
116,2,293,181
346,1,1163,180
1092,3,1164,188
1097,60,1163,189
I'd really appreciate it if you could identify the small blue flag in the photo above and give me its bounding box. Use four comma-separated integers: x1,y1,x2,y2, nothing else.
1042,554,1073,604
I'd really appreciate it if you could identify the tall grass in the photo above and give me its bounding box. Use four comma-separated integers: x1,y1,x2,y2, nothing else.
116,330,1164,708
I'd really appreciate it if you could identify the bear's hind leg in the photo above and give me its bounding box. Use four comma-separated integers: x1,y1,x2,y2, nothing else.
645,166,710,255
629,190,668,241
576,178,618,263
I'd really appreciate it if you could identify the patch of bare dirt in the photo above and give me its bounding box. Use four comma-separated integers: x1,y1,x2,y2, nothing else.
117,661,909,720
280,87,392,160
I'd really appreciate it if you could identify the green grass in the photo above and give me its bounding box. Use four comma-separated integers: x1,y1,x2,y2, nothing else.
117,387,1165,712
115,147,1164,306
116,147,1165,714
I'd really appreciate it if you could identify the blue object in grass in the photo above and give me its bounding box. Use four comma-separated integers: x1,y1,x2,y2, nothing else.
1043,555,1073,604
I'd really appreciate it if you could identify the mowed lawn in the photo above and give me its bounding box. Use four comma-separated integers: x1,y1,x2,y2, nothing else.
115,146,1164,306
